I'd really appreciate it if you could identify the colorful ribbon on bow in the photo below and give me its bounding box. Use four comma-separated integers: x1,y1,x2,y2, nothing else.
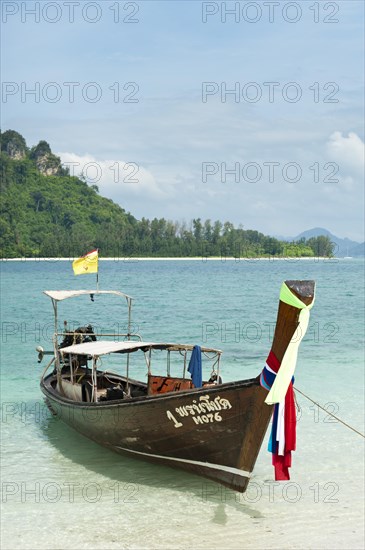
260,282,315,480
260,351,296,480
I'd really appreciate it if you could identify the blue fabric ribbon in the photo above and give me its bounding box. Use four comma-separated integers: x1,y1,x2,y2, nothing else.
260,364,294,454
188,345,202,388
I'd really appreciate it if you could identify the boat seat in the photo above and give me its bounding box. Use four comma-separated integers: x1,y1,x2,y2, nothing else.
148,375,193,395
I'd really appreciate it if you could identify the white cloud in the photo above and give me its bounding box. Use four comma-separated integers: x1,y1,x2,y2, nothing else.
57,152,166,200
326,131,364,177
53,128,364,241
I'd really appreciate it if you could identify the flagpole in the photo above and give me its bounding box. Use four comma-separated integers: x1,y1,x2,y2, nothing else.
96,248,99,291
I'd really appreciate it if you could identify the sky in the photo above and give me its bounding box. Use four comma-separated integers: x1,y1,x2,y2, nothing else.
1,0,364,241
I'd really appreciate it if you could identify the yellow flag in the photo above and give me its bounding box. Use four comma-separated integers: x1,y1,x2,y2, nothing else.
72,249,98,276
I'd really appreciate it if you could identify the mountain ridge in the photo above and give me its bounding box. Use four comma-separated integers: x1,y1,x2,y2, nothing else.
273,227,363,257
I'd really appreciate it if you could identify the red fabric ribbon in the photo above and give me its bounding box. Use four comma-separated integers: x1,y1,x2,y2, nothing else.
266,351,297,481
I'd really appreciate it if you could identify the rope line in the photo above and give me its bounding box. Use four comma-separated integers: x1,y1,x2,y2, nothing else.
296,387,365,439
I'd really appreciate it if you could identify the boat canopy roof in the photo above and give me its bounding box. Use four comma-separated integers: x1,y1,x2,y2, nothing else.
44,290,132,302
59,340,222,357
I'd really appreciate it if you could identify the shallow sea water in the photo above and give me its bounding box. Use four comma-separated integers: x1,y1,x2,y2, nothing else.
1,259,364,549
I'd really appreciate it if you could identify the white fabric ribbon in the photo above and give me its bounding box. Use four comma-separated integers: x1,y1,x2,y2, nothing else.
265,282,315,406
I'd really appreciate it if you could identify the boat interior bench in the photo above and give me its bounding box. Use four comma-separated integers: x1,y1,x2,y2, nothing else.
56,371,148,402
148,374,193,395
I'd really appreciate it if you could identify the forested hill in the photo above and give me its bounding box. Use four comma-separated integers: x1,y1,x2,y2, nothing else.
0,130,334,258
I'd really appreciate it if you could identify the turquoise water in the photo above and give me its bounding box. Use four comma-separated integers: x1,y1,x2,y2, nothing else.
1,259,364,549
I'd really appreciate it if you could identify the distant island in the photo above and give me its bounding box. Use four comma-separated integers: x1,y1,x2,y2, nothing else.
0,130,355,259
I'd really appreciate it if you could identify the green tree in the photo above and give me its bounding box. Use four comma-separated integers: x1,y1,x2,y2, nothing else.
307,235,335,257
192,218,203,242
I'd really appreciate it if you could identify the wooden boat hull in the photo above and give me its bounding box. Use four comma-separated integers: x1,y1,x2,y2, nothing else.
41,374,273,492
39,279,315,492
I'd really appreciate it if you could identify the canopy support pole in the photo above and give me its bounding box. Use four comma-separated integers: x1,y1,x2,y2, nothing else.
183,351,187,380
51,298,62,389
127,298,132,339
92,357,97,402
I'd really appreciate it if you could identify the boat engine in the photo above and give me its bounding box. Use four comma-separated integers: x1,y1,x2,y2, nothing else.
58,324,97,368
58,324,97,349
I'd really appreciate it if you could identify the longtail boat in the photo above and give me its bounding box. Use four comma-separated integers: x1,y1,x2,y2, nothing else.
38,280,315,492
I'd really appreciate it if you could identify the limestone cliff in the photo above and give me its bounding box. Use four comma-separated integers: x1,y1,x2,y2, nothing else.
0,130,27,159
29,140,63,176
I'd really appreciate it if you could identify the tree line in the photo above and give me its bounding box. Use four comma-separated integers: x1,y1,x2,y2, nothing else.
0,131,335,258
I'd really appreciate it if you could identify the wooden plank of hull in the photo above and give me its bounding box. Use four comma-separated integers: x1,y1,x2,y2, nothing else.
41,377,272,492
113,449,252,493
